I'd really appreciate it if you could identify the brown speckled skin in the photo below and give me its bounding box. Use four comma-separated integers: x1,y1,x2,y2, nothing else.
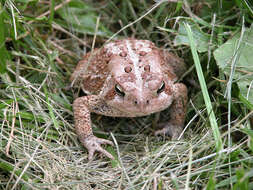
71,39,187,160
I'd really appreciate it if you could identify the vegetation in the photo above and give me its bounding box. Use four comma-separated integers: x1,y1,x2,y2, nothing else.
0,0,253,189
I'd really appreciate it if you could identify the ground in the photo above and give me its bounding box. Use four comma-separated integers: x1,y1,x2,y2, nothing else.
0,0,253,189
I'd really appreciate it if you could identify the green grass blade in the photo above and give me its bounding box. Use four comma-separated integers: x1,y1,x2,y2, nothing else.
0,6,8,74
49,0,55,26
0,160,29,181
44,85,59,129
184,22,223,152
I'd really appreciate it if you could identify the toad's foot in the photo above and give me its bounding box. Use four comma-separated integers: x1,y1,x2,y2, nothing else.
82,135,114,160
155,124,183,140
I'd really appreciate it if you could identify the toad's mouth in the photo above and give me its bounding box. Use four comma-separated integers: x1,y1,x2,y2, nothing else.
119,104,168,117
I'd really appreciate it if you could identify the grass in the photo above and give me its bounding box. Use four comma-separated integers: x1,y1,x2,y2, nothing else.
184,22,222,152
1,0,253,189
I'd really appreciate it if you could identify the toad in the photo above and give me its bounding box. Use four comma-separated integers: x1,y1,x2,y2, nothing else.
71,39,187,160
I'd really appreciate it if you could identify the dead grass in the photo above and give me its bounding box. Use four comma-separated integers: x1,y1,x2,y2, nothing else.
0,0,253,189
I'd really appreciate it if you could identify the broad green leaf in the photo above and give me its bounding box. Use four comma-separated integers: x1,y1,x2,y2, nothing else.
56,0,112,37
174,21,213,52
198,0,236,19
214,26,253,104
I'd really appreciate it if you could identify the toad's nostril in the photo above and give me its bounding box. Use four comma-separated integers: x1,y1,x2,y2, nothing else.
134,100,150,106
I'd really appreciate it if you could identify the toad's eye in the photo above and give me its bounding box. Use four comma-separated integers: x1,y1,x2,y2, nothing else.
115,84,125,97
157,81,165,94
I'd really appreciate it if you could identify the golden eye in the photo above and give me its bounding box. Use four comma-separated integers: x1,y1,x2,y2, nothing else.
157,81,165,94
115,84,125,97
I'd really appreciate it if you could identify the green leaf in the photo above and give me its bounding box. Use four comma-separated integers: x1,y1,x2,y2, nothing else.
174,21,213,52
56,0,112,36
214,25,253,105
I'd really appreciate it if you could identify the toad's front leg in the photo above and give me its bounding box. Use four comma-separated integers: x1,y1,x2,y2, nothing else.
155,83,188,139
73,95,114,160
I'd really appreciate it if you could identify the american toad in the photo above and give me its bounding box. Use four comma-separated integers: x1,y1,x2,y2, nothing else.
71,39,187,160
